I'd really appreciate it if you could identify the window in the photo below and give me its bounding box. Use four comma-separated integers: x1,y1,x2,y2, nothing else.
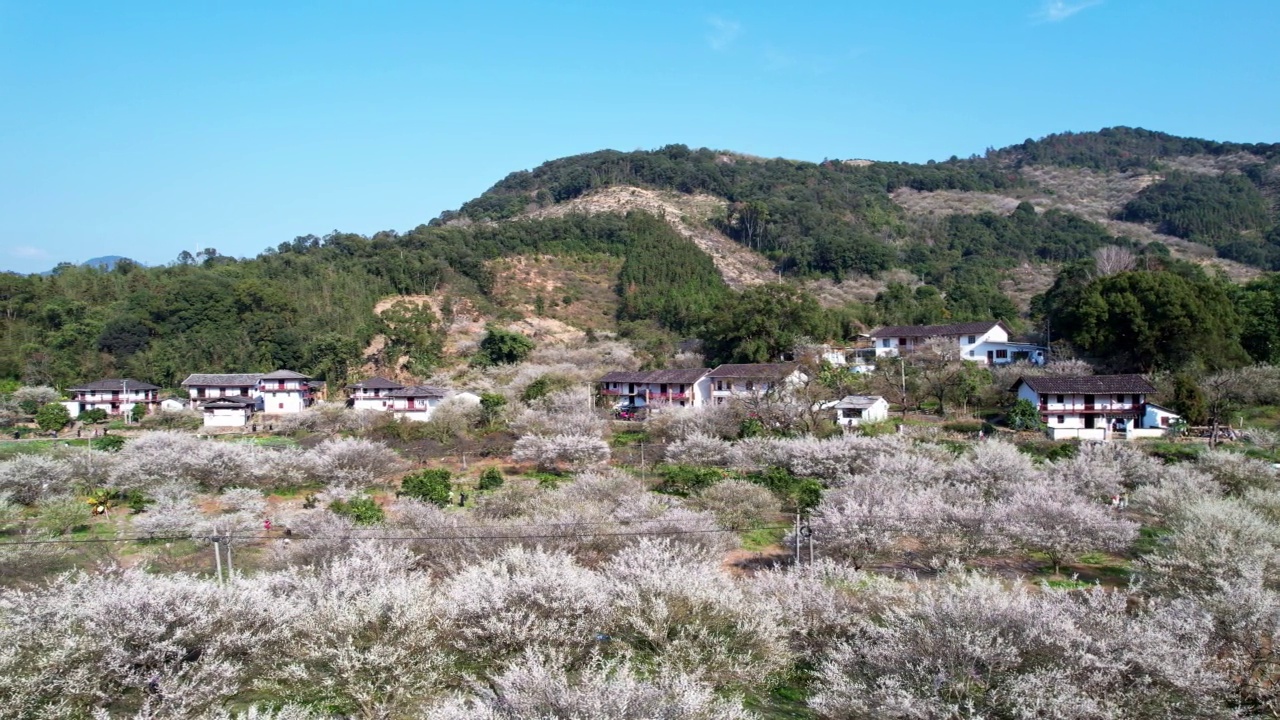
197,388,206,398
1057,415,1065,425
1161,417,1170,427
277,381,285,390
995,349,1008,359
1056,395,1064,404
278,403,284,409
882,339,891,348
968,350,975,357
1115,394,1123,402
745,381,754,391
967,335,976,344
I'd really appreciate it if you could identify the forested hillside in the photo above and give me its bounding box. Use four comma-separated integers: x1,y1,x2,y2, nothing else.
2,126,1278,387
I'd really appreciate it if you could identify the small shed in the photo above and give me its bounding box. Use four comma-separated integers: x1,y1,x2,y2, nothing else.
831,395,890,427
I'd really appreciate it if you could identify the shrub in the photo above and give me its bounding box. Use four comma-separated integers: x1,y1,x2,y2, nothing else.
401,469,453,507
13,386,58,415
79,408,108,424
129,403,147,423
37,496,93,535
477,467,504,491
329,496,385,525
35,403,70,432
1005,398,1043,431
689,479,779,530
91,434,126,452
655,465,725,496
474,325,535,366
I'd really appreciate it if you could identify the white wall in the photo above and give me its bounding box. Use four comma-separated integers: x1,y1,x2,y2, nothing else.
203,409,249,427
351,396,392,411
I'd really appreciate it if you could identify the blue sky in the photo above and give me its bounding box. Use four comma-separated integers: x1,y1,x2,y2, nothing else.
1,0,1277,273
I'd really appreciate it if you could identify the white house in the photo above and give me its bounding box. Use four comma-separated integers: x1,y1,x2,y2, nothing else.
706,363,807,405
598,368,712,416
159,397,190,412
346,377,405,411
64,379,160,418
828,395,890,427
1011,374,1178,441
870,321,1045,366
388,385,448,422
257,370,315,414
200,397,256,428
181,373,263,408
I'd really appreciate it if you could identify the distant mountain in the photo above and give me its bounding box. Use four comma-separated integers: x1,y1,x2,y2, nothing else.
82,255,134,271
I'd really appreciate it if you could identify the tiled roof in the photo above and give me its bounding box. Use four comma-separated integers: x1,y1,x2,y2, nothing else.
347,377,405,390
260,369,310,380
707,363,800,379
598,368,711,384
202,397,257,409
182,373,264,387
833,395,885,409
1014,375,1156,395
388,385,448,398
869,321,1005,339
69,378,161,392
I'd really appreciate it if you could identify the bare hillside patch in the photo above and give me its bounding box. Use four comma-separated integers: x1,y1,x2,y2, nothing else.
522,186,777,289
487,254,622,333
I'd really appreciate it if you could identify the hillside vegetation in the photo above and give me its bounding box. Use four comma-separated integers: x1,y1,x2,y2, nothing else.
2,126,1279,387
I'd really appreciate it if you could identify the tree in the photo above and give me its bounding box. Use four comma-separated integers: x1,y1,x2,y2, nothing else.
1200,367,1280,446
703,284,826,365
329,496,385,525
1051,269,1247,371
35,403,70,432
1006,398,1043,431
477,467,504,491
306,332,362,385
130,402,146,423
479,392,508,428
475,326,535,366
79,408,108,424
13,386,58,416
1171,373,1208,426
401,468,453,507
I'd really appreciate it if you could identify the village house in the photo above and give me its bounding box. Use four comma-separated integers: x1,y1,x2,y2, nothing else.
63,378,160,418
870,321,1045,366
200,397,256,428
159,397,190,412
598,369,712,417
707,363,806,405
258,370,316,414
181,373,263,408
827,395,890,428
387,385,448,422
346,377,405,411
1011,374,1180,441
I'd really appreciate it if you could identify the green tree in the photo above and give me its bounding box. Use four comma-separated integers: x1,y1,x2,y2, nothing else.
1052,270,1247,371
1006,398,1043,431
306,332,362,384
35,403,70,432
704,284,825,365
130,403,146,423
401,468,453,507
1171,373,1208,426
79,408,108,424
477,467,504,491
479,392,507,428
475,326,534,366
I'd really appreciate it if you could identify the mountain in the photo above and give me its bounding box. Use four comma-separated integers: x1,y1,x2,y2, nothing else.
82,256,135,271
1,126,1277,387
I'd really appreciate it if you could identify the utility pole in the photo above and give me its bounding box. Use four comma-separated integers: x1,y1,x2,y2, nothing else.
211,535,223,582
225,533,234,580
900,357,908,419
794,513,801,564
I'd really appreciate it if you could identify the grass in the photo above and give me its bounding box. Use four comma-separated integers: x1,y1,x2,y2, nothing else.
1238,405,1280,430
611,430,649,447
0,438,92,459
741,525,787,552
223,435,300,449
1041,577,1095,591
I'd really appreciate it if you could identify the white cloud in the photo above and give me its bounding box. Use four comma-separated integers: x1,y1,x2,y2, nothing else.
1034,0,1102,22
706,15,741,51
9,245,50,260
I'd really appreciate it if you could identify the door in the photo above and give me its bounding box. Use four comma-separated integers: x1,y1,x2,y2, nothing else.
1084,394,1095,410
986,351,994,363
1084,415,1096,429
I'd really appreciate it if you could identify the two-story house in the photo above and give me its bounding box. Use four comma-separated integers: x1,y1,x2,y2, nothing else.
387,385,448,422
1011,374,1180,441
346,377,405,411
598,369,712,416
181,373,264,408
64,378,160,418
707,363,806,405
870,321,1045,366
257,370,315,414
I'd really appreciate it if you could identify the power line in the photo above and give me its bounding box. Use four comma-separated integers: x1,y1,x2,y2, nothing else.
0,524,797,547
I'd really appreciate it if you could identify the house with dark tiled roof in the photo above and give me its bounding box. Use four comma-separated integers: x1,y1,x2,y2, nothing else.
346,377,405,411
387,385,448,422
597,368,712,415
257,370,315,414
64,378,160,418
1011,374,1179,440
869,321,1045,366
706,363,807,405
181,373,264,407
